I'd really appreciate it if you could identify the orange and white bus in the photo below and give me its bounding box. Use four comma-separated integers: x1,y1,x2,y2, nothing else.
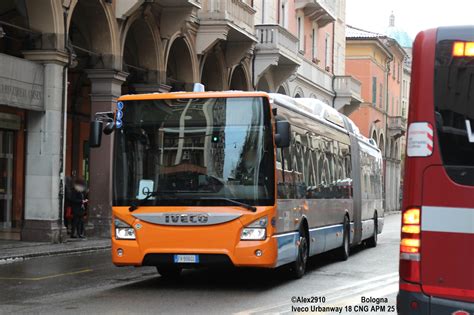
90,90,383,278
397,26,474,314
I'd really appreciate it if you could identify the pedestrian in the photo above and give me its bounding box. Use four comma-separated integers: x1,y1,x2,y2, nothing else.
69,178,88,239
64,176,73,234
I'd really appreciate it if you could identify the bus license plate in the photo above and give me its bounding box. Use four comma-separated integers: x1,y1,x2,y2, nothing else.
174,254,199,264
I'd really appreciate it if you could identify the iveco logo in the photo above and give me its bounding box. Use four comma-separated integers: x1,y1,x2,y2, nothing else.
132,212,242,226
165,214,209,224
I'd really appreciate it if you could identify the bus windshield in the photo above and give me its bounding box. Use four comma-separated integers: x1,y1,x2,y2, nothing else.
113,97,275,207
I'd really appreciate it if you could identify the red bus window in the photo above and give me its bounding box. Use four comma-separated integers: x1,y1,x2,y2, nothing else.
435,39,474,186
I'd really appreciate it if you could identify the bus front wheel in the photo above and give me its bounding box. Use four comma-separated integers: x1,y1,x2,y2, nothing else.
290,228,308,279
157,265,182,279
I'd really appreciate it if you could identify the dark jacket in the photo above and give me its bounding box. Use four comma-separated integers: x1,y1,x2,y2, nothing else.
68,190,86,215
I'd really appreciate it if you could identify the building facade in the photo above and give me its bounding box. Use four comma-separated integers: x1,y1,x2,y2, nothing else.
253,0,361,114
0,0,363,242
345,22,411,212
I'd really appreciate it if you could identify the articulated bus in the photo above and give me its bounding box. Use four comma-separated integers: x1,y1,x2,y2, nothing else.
397,26,474,314
90,91,383,279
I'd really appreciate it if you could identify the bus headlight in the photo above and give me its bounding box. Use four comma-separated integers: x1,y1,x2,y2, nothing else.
114,218,136,240
241,216,267,241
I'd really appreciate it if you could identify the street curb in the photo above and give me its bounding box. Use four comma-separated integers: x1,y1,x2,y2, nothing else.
0,244,111,265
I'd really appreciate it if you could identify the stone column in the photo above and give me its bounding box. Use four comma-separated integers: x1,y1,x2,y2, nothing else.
21,51,69,242
86,69,128,237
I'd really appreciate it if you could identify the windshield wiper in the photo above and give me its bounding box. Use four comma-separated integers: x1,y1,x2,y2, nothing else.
129,192,157,212
128,191,178,212
196,197,257,212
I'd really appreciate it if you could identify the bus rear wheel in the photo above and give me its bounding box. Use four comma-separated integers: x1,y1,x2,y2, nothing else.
290,229,308,279
157,265,182,279
336,216,350,261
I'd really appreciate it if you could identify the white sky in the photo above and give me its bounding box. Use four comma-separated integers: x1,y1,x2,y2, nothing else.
346,0,474,39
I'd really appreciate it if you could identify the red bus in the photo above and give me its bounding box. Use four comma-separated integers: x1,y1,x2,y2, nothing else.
397,26,474,314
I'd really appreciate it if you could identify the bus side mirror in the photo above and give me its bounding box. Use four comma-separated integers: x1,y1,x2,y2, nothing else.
89,120,103,148
103,121,115,135
275,120,291,148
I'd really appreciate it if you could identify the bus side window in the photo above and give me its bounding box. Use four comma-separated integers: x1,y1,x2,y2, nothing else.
277,146,295,199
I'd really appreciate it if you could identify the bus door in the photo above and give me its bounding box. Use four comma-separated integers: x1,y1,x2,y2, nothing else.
348,132,362,245
420,27,474,303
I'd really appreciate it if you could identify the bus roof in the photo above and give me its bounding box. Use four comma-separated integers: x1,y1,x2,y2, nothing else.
117,91,270,101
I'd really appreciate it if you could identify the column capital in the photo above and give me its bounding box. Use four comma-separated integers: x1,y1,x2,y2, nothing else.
22,50,69,66
86,69,128,102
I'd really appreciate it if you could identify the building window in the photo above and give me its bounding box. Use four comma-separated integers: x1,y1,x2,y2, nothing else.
280,1,287,28
325,33,331,69
312,28,317,61
379,83,383,108
372,77,377,106
398,63,401,82
297,16,304,51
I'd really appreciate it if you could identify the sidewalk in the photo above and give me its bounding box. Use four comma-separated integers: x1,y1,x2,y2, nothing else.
0,238,111,265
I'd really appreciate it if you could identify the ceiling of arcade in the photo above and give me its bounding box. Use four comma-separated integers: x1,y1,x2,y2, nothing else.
0,0,252,91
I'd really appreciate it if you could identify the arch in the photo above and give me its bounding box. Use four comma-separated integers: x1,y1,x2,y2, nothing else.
25,0,63,49
277,85,288,95
371,130,378,144
68,0,119,68
229,64,250,91
379,133,385,153
257,76,271,92
294,86,304,98
309,93,317,99
166,36,195,91
201,49,226,91
121,10,162,84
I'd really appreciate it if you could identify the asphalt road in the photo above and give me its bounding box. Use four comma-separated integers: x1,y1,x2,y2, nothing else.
0,213,401,315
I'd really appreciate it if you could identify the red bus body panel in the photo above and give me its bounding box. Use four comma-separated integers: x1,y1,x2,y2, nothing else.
402,28,474,304
422,166,474,302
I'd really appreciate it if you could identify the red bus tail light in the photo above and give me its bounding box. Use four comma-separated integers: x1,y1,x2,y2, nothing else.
403,208,420,225
400,207,421,283
453,41,474,57
466,42,474,56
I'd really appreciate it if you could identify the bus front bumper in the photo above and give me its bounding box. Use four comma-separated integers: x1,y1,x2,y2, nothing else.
111,236,278,268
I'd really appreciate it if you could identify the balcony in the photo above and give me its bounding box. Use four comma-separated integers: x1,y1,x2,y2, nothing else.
388,116,407,139
254,24,301,86
295,0,336,28
256,25,299,60
116,0,201,19
197,0,257,55
158,0,201,7
333,76,362,115
298,57,333,93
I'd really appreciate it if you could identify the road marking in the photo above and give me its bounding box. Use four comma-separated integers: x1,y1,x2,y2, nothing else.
234,272,398,315
0,268,93,281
